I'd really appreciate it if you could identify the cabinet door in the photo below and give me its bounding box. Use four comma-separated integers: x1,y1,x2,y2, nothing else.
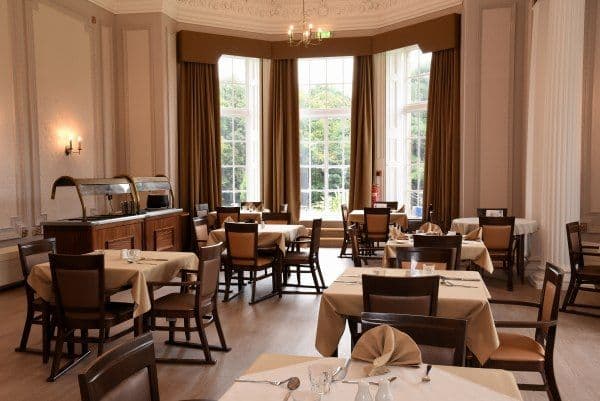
144,214,182,251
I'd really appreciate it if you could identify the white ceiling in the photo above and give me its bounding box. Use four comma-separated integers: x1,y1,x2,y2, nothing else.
91,0,462,34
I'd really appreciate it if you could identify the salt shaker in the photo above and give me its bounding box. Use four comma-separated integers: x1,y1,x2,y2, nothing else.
355,381,373,401
375,380,394,401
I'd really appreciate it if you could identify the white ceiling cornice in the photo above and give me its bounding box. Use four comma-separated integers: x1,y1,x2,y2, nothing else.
89,0,463,34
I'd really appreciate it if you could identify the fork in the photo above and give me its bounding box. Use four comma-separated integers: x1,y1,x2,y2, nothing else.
235,377,294,386
441,278,477,288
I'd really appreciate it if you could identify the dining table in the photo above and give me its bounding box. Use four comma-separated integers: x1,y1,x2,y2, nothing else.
315,267,499,365
450,217,539,283
27,249,199,333
207,224,307,255
348,209,409,230
382,237,494,272
207,210,266,227
219,353,523,401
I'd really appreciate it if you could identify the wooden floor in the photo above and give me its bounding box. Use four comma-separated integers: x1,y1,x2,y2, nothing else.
0,248,599,401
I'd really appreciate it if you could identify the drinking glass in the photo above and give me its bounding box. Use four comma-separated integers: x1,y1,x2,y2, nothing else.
308,363,333,395
128,249,142,262
423,263,436,275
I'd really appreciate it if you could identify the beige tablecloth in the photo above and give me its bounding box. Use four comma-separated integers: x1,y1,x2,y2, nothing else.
207,211,264,226
221,354,522,401
382,239,494,273
27,250,198,318
451,217,539,236
348,210,409,230
207,224,307,254
316,268,499,364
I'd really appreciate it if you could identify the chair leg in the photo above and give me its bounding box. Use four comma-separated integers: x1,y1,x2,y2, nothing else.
81,329,89,354
250,271,257,304
184,318,191,341
309,262,321,293
296,266,301,286
48,329,66,381
316,259,326,289
168,320,176,344
42,311,54,363
194,314,214,363
224,267,232,302
97,327,105,356
339,237,348,257
569,280,580,305
67,331,75,358
561,276,577,311
237,270,244,292
212,307,229,350
17,305,34,352
507,258,514,291
545,364,562,401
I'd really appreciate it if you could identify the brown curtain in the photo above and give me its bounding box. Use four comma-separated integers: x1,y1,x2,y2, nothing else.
423,48,460,231
177,62,222,212
349,55,375,211
263,59,300,222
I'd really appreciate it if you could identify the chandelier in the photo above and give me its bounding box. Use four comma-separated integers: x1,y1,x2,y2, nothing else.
287,0,331,46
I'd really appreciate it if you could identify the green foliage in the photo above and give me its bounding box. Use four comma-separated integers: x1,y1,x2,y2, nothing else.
220,83,247,108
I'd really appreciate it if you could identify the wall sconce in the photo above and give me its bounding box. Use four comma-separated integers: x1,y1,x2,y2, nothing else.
65,136,82,156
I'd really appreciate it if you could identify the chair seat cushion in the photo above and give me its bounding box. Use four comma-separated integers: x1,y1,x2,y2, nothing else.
153,293,211,312
66,301,134,322
284,251,311,264
231,257,273,267
489,332,545,362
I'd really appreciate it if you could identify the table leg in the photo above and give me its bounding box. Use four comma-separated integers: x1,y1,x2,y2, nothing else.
517,234,525,284
133,315,148,336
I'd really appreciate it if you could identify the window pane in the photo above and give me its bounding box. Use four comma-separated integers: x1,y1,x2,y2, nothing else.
221,117,232,140
233,117,246,141
234,168,247,191
310,143,324,165
222,192,233,206
234,142,246,166
222,167,233,191
328,143,343,166
300,143,310,165
300,167,310,190
328,168,343,189
311,191,324,209
311,168,324,190
221,142,233,165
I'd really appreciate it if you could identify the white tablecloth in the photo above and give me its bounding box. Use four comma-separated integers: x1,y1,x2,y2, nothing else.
451,217,539,236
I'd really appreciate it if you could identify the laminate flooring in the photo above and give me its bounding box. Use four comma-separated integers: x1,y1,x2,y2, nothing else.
0,249,598,401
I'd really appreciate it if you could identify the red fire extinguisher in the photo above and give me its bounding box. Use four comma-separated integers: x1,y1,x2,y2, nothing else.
371,170,382,205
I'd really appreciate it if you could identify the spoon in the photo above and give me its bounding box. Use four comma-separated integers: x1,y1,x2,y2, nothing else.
421,365,432,382
282,378,301,401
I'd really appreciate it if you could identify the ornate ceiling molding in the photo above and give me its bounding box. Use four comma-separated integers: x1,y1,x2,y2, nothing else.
89,0,463,34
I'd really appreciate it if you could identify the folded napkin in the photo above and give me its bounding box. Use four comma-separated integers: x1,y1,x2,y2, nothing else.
389,226,408,240
351,325,422,376
418,222,443,235
221,216,235,228
397,205,406,213
464,227,482,241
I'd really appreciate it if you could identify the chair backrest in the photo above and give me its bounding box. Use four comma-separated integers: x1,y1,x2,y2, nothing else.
413,235,462,269
363,207,391,242
362,274,439,316
361,312,467,366
78,333,160,401
341,204,349,231
373,201,398,210
394,247,456,270
279,204,289,213
262,212,291,225
195,203,209,217
565,221,584,270
536,263,563,347
18,238,57,279
224,223,258,265
216,206,240,226
49,253,106,326
349,225,362,267
479,216,515,251
477,208,508,218
308,219,322,258
191,217,209,252
196,243,223,302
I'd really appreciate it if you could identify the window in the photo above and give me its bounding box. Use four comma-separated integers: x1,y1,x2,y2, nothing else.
218,55,261,205
298,57,353,218
385,46,431,218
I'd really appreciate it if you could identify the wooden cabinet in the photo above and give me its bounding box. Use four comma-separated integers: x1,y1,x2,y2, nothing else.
143,213,182,251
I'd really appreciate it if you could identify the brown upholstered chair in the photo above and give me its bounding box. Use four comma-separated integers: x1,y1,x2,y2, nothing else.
191,217,209,251
352,274,440,348
485,263,563,401
479,216,516,291
413,234,462,269
195,203,209,217
393,247,456,270
78,333,159,401
339,204,352,258
363,207,391,246
48,254,135,381
262,212,291,225
147,243,230,364
16,238,56,363
477,208,508,217
282,219,324,293
561,222,600,316
372,201,399,210
215,206,240,227
223,223,278,304
360,312,467,366
279,204,289,213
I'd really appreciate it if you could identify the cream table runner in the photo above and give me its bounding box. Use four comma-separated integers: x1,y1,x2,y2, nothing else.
382,239,494,273
27,250,198,318
316,268,499,364
348,210,409,230
220,354,522,401
207,224,307,254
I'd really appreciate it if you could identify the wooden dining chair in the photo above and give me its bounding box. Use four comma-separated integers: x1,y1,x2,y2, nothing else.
195,203,209,217
16,238,56,363
191,217,210,251
413,234,462,269
339,204,352,258
361,312,467,366
479,216,516,291
262,212,291,225
352,274,440,348
372,201,399,210
282,219,324,293
215,206,240,227
485,263,563,401
394,247,457,270
561,222,600,317
78,333,159,401
223,223,278,304
362,208,391,258
48,254,135,381
147,243,230,364
477,208,508,217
